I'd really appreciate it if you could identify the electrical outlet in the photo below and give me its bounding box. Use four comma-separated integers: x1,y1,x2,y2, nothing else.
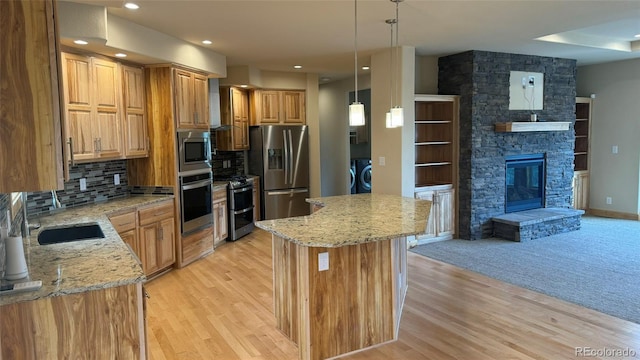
606,196,612,205
379,156,385,166
114,174,120,185
79,178,87,191
528,76,535,87
318,252,329,271
612,145,618,154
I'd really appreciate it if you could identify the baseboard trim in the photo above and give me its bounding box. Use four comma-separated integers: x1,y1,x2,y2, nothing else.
588,208,640,221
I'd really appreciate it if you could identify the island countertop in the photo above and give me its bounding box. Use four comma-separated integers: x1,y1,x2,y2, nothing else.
255,193,431,247
0,195,173,306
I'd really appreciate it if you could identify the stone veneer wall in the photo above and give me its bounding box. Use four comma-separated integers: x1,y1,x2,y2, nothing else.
27,160,129,216
438,50,576,239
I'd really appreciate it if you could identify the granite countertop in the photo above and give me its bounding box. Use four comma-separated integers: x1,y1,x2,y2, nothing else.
0,195,173,306
255,193,431,247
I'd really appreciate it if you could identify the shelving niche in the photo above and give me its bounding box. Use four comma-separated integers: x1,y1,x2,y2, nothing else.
414,94,459,242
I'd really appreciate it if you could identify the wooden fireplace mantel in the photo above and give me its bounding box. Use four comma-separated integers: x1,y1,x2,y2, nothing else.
495,122,571,132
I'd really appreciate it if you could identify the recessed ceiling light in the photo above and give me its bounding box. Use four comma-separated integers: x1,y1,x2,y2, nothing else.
362,66,370,70
635,34,640,38
115,53,127,58
202,40,212,45
73,40,88,45
294,65,302,69
240,85,248,88
124,2,139,10
320,77,331,82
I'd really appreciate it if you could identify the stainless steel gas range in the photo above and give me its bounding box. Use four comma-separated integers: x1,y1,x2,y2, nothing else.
222,175,254,241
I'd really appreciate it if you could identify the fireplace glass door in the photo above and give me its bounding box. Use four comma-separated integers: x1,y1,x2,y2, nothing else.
505,154,545,212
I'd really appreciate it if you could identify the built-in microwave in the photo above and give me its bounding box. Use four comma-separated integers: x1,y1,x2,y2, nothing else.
177,131,211,174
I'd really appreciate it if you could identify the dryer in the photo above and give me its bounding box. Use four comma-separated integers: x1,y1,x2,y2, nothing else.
354,158,371,193
350,160,356,194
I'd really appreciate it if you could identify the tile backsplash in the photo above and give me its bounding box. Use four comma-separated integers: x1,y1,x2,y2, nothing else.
210,131,246,180
27,160,129,216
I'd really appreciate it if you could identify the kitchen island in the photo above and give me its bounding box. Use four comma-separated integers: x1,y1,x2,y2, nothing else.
256,193,431,360
0,195,172,359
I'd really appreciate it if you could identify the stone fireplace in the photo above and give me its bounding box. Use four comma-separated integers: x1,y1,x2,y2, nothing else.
438,50,577,240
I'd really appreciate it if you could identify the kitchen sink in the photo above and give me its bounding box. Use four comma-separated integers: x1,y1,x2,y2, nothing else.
37,223,105,245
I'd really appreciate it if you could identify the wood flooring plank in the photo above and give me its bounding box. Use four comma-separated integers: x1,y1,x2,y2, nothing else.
145,229,640,360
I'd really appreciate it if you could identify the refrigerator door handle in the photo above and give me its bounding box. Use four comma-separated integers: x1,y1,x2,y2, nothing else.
267,189,308,196
287,129,294,184
283,129,289,185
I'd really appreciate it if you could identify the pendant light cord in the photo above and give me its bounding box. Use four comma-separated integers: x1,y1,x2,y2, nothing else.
354,0,359,104
394,0,400,108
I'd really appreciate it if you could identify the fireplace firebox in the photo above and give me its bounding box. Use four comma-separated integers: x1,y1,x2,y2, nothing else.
505,154,545,213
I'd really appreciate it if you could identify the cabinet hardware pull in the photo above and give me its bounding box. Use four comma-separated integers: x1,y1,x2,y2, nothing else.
98,138,102,152
67,138,75,166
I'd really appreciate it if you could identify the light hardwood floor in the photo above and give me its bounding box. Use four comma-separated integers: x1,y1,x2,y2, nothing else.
145,229,640,359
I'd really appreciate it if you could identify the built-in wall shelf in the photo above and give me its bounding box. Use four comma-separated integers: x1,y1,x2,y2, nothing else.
495,122,571,132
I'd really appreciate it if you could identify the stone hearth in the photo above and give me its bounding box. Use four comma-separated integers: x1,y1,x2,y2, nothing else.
492,208,584,241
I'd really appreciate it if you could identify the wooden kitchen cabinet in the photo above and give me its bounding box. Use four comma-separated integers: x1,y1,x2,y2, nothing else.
138,200,176,276
213,187,228,247
61,52,123,162
109,210,140,257
573,170,589,210
251,89,306,125
122,65,149,158
174,69,209,129
415,185,455,242
217,87,249,151
1,0,65,192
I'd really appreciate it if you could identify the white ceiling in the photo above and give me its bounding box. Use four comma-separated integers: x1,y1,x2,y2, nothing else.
69,0,640,81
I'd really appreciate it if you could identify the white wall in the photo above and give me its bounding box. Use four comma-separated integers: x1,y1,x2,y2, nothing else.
577,59,640,216
371,46,416,197
415,56,439,94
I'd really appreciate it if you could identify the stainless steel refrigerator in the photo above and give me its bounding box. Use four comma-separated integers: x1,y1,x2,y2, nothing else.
249,125,310,220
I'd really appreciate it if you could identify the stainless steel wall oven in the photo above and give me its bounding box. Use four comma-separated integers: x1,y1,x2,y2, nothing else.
179,171,213,235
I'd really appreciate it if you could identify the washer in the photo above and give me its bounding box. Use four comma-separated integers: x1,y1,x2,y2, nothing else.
355,159,371,193
350,160,356,194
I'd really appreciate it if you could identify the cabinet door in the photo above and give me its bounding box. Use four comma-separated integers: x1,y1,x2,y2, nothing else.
62,53,96,161
157,217,176,269
139,223,159,275
219,199,228,241
193,74,209,128
436,188,455,238
282,91,305,124
232,88,249,150
92,58,122,159
415,190,437,239
573,172,589,210
256,90,281,124
122,65,148,158
174,69,194,128
120,229,139,259
0,0,65,192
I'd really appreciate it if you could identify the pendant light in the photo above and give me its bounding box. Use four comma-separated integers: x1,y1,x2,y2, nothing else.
389,0,404,128
349,0,366,126
385,18,396,128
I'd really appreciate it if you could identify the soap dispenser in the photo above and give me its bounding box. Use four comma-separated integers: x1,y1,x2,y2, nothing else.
2,215,28,281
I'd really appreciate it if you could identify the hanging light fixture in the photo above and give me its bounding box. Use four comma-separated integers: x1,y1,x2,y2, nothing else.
349,0,366,126
389,0,404,128
385,18,396,128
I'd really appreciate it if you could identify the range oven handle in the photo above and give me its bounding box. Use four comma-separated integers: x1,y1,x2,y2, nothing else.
231,186,253,194
232,206,254,215
181,179,212,190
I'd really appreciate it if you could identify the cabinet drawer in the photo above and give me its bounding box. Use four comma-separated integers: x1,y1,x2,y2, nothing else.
213,189,227,201
138,200,174,226
109,211,136,233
